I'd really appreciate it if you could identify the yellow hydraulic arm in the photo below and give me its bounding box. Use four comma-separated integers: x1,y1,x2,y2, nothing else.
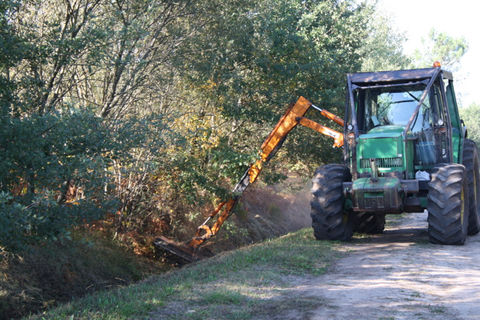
155,97,344,262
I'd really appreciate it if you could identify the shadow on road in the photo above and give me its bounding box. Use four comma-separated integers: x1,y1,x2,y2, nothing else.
352,211,430,245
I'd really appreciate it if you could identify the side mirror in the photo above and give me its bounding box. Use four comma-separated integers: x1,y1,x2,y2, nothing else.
461,119,468,138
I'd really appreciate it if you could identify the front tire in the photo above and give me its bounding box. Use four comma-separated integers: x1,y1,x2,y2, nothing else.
462,139,480,235
427,164,469,245
310,164,353,241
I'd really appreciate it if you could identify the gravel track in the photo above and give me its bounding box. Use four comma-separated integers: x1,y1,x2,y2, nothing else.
288,211,480,319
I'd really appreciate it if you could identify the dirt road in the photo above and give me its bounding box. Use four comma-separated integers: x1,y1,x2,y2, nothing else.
290,211,480,320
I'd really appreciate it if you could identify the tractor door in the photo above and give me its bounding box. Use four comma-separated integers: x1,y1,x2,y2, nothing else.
444,78,464,164
412,78,451,168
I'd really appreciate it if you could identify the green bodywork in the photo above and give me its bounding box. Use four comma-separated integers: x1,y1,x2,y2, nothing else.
352,177,403,212
357,126,409,176
446,81,463,164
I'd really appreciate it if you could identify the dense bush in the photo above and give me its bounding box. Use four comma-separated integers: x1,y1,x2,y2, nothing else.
0,0,411,254
0,110,114,251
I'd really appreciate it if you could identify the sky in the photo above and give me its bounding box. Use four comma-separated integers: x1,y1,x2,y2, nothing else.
377,0,478,107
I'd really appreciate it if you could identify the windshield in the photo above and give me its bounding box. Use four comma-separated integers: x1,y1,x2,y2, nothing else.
353,82,449,166
361,86,430,133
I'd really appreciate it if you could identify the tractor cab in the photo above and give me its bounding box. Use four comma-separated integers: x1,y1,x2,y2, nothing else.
341,67,466,215
345,67,464,182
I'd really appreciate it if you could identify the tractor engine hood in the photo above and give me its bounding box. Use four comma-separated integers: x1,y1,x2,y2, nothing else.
357,125,405,175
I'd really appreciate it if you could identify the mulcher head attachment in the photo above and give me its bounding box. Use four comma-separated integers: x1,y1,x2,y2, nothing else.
154,236,199,263
154,236,214,264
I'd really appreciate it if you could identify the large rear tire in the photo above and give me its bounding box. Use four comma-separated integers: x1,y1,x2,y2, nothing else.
463,139,480,235
427,164,469,245
354,212,385,234
310,164,353,241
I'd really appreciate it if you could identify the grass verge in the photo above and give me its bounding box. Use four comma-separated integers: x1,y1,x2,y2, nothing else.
26,228,343,320
0,229,170,320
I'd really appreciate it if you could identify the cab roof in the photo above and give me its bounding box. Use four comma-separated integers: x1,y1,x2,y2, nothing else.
348,68,453,85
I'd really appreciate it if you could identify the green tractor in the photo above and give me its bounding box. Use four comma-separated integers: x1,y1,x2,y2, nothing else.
311,66,480,245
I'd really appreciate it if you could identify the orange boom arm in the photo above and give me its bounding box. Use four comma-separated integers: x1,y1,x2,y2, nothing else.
155,97,344,262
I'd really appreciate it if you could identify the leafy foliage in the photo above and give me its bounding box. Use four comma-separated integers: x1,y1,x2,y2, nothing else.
0,108,116,252
0,0,409,254
359,9,411,71
412,28,469,71
460,103,480,146
174,0,372,170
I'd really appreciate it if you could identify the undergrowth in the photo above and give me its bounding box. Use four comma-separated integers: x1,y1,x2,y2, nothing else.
0,229,171,320
26,228,343,320
2,178,311,320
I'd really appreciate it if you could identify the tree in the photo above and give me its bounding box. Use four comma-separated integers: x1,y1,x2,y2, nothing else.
171,0,373,174
9,0,196,119
359,9,410,72
0,0,171,251
460,103,480,146
0,0,412,252
412,28,468,71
